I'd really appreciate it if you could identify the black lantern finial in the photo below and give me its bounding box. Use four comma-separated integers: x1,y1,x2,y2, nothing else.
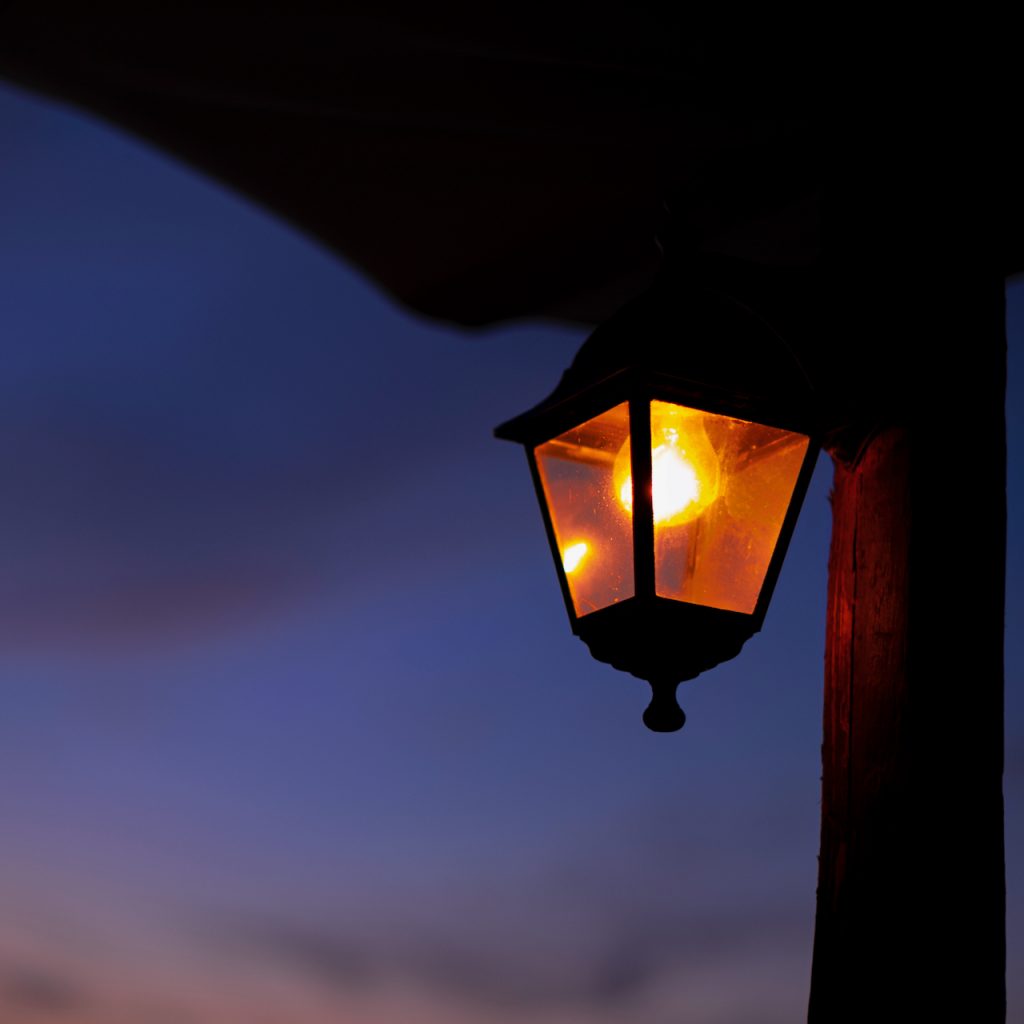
643,679,686,733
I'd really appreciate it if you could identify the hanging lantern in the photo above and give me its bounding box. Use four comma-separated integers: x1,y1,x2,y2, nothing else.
495,278,820,731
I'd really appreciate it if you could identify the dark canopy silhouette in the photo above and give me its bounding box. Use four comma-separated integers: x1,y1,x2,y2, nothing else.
0,8,839,324
4,11,1018,322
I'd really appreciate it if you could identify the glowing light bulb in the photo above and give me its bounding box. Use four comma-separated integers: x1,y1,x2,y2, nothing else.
562,541,589,574
612,404,721,526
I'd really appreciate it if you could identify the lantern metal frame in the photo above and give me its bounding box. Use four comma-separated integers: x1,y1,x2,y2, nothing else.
495,278,821,730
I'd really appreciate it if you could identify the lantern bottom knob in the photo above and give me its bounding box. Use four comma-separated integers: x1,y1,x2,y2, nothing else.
642,679,686,732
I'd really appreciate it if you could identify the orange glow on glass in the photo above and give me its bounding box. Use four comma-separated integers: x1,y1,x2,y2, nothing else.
562,541,589,574
535,403,633,616
612,403,721,525
649,400,809,614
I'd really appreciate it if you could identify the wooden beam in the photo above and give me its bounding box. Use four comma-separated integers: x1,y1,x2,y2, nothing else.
808,277,1007,1020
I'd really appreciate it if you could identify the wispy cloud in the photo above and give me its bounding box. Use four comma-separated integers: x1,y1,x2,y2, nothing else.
1,964,92,1015
209,897,810,1019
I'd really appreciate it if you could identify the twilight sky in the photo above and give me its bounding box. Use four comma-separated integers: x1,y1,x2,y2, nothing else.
0,79,1021,1023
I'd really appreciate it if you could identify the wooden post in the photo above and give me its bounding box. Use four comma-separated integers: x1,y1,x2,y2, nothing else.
807,274,1007,1020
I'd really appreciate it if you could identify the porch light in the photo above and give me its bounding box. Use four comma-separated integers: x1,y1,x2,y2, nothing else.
495,279,819,731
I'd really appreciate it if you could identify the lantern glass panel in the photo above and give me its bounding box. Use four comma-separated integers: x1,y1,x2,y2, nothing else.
535,402,633,616
650,400,810,614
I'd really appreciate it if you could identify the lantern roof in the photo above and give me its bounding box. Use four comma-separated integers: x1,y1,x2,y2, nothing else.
495,269,819,444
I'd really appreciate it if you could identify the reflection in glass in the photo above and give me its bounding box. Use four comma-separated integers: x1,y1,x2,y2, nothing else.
535,403,633,616
650,400,809,614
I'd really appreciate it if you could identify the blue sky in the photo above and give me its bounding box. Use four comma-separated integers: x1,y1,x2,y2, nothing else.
0,79,1020,1022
